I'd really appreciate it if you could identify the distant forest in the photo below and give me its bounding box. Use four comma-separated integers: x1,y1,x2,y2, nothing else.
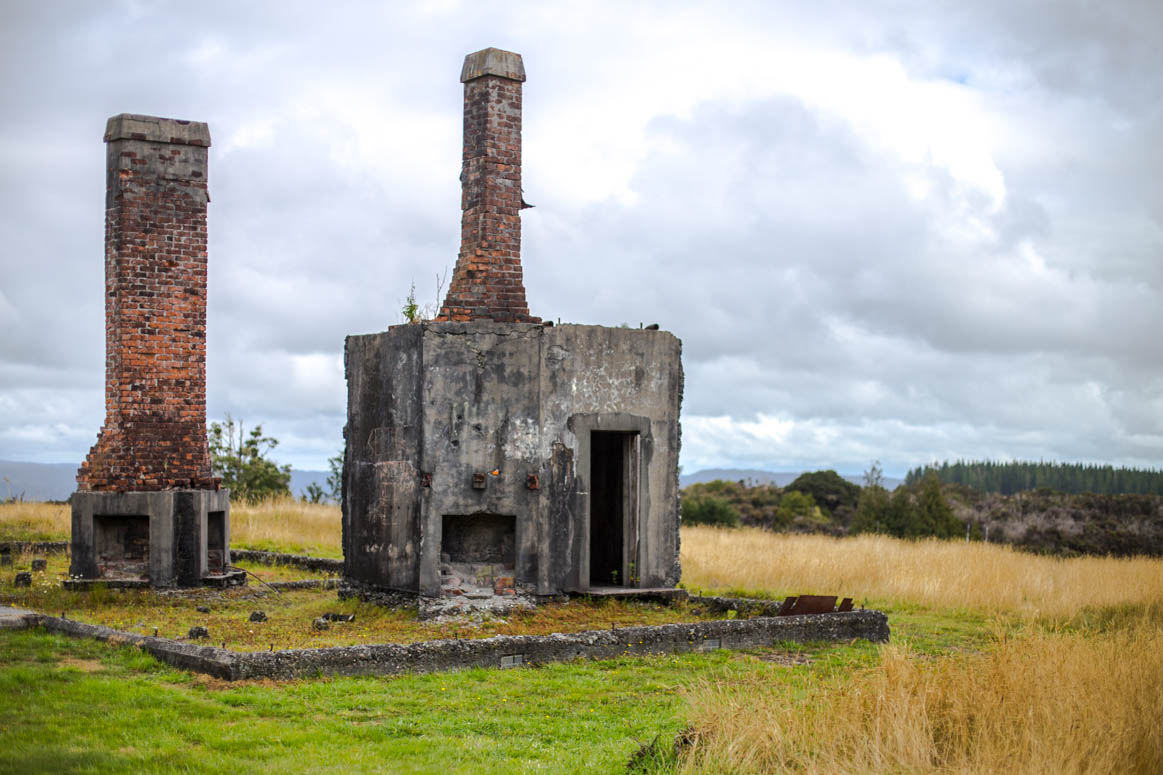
904,460,1163,496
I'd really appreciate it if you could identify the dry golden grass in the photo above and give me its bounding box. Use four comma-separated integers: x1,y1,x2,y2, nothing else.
229,498,342,557
680,526,1163,619
0,497,344,556
0,501,70,542
679,621,1163,774
10,506,1163,620
678,527,1163,774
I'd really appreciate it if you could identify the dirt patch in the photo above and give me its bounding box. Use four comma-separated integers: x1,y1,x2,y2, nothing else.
59,658,105,673
738,650,813,667
190,673,284,692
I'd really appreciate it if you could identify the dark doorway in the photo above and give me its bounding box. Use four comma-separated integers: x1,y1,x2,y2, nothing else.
589,431,638,586
94,514,149,579
206,511,226,574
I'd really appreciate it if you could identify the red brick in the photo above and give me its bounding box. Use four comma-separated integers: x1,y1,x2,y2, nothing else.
78,117,217,493
436,51,539,324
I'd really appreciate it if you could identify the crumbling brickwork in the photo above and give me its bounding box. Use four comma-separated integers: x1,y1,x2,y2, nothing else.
436,48,540,323
77,114,217,492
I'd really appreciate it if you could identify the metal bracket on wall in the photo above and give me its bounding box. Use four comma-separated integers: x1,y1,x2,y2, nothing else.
471,473,487,489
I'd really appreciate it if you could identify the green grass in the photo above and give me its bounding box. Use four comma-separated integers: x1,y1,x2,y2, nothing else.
0,537,1025,773
1,555,728,652
0,627,889,775
0,586,1007,774
233,538,345,560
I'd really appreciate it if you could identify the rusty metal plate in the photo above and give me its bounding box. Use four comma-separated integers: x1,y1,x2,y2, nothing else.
781,594,838,616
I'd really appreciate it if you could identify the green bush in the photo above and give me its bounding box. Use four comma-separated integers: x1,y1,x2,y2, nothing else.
207,415,292,504
681,494,741,527
775,490,825,529
785,470,861,515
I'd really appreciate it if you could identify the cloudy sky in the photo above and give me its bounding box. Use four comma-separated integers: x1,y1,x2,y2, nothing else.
1,1,1161,478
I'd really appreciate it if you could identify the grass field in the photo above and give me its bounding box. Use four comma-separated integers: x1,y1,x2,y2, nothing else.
3,502,1162,773
0,498,342,558
0,554,724,651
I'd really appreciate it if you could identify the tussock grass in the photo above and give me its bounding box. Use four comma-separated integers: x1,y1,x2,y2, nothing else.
0,497,343,556
681,525,1163,619
0,501,70,542
229,498,341,558
677,622,1163,774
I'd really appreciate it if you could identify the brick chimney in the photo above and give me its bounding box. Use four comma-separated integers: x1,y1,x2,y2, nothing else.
436,48,540,323
77,114,218,492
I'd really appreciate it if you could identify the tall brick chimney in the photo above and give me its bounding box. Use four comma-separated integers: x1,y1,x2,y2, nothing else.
436,48,540,323
77,114,217,492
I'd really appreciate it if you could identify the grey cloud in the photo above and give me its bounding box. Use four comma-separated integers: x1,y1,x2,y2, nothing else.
2,1,1161,476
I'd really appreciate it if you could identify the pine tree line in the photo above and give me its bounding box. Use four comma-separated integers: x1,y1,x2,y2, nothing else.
904,460,1163,496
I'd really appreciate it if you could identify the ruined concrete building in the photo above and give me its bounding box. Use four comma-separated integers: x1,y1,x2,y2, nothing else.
343,49,684,604
69,115,239,588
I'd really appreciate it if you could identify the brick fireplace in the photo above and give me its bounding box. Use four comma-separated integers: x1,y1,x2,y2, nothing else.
69,114,240,588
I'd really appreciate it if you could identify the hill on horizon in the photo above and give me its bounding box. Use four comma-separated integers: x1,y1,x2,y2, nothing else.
0,460,902,502
0,460,331,503
681,468,903,490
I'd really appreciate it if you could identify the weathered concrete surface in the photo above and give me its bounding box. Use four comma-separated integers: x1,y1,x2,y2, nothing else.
232,611,887,680
0,606,38,630
37,615,238,679
70,489,232,587
103,113,212,147
265,579,341,591
22,608,887,681
0,541,69,556
344,321,683,599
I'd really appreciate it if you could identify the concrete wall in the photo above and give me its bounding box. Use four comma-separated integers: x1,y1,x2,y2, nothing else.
33,609,889,681
70,489,230,587
343,324,425,592
344,320,682,597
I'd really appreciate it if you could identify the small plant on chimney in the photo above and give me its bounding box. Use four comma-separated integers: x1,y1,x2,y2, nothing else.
401,270,448,324
401,282,420,323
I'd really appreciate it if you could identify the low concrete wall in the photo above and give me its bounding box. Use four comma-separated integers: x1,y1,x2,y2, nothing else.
267,579,341,591
0,541,69,556
690,595,786,617
25,609,888,681
37,615,237,680
231,550,342,575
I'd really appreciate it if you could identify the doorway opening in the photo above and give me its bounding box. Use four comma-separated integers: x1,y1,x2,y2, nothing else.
589,431,639,587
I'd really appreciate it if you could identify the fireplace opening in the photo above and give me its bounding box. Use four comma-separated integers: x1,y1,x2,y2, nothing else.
94,514,150,580
206,510,226,574
440,513,517,596
442,513,515,567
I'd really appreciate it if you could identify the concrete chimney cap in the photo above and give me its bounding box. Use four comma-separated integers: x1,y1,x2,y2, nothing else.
460,47,525,82
104,113,211,147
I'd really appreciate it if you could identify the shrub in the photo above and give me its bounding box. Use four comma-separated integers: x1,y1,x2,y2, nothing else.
682,494,741,527
785,470,861,515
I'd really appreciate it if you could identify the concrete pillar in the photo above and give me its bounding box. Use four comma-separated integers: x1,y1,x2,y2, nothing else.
436,48,540,323
77,114,217,492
